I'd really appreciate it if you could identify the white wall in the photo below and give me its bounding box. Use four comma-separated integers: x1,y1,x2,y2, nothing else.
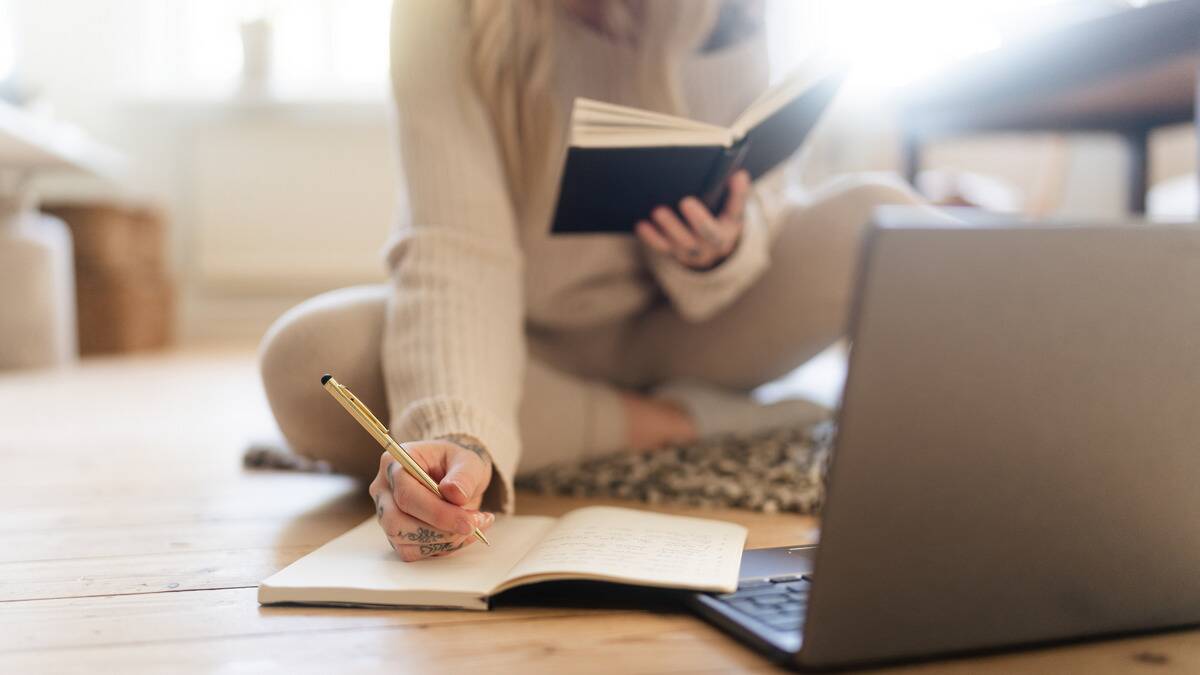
113,100,397,341
7,0,397,343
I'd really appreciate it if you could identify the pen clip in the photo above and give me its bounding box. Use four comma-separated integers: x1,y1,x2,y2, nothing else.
336,383,390,437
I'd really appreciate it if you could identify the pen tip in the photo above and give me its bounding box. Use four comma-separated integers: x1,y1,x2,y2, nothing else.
320,374,332,385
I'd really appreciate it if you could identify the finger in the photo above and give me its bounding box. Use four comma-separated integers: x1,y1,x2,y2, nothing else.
636,220,672,255
375,489,458,545
651,206,705,262
438,451,489,507
721,170,750,221
712,210,743,258
392,466,485,535
394,513,496,561
679,197,724,248
393,536,470,562
397,441,446,483
385,456,398,492
381,505,459,548
368,452,393,514
369,474,388,519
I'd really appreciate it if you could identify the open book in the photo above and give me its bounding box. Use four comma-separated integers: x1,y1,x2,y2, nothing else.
259,506,747,611
550,68,845,234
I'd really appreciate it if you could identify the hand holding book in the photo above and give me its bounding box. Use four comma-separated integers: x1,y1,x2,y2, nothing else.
635,169,750,271
550,67,844,235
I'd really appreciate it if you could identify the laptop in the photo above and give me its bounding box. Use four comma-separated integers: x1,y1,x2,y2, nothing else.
689,209,1200,670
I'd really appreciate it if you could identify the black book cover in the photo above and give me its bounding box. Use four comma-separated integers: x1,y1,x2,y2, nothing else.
549,71,844,235
552,145,724,235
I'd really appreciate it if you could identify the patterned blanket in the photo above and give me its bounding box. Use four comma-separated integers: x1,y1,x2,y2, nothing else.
516,422,834,514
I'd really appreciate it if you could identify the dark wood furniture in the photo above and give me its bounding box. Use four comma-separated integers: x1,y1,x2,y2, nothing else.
900,0,1200,214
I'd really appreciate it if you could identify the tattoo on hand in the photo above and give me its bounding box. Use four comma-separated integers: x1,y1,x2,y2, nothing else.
374,494,385,519
439,434,492,465
420,542,464,556
401,527,443,543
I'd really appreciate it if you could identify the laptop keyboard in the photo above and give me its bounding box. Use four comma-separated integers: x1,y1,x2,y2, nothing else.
712,574,811,633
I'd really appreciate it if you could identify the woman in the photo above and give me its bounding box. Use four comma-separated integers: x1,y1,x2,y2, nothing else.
259,0,921,561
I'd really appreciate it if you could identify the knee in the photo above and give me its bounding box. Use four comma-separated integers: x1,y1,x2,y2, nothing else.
259,285,388,420
822,173,922,229
783,173,922,255
822,172,921,208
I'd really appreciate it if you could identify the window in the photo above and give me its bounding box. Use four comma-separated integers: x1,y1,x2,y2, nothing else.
766,0,1148,93
0,1,15,86
134,0,391,100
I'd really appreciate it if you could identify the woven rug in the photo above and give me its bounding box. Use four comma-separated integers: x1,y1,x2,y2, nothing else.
516,421,835,515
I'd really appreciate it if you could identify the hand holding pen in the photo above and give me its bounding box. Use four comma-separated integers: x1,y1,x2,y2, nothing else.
322,375,496,561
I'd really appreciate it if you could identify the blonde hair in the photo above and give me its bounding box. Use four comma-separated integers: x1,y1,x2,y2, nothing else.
466,0,722,215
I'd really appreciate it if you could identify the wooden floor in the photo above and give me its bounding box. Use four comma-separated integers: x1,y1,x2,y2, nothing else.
3,348,1199,674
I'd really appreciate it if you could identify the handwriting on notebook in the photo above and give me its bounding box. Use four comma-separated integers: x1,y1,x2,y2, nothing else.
508,513,744,587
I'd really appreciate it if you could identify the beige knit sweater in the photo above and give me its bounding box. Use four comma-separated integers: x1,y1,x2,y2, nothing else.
384,0,788,512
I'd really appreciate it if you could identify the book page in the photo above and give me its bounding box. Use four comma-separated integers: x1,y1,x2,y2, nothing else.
574,97,726,131
570,98,733,148
731,60,841,138
498,506,746,594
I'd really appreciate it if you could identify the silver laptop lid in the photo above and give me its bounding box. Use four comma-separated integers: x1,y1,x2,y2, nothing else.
800,211,1200,668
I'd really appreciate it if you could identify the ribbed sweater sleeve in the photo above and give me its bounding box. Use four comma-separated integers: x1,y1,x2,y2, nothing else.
382,0,523,513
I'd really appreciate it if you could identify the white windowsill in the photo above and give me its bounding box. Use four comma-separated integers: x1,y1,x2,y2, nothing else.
120,87,391,121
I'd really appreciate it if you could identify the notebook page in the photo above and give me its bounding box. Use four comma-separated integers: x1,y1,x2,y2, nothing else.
499,506,746,593
259,515,556,607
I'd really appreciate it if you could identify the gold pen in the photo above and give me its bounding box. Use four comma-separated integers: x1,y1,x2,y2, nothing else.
320,374,490,546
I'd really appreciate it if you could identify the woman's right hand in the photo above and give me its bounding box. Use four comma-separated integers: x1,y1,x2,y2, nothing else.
367,438,495,562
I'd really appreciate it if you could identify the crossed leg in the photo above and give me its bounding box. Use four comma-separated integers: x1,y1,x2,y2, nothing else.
258,176,921,478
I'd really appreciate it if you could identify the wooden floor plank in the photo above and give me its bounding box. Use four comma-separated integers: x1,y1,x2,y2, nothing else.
6,582,1200,675
0,587,604,653
6,605,1200,675
2,546,304,602
0,474,364,533
0,611,778,675
0,512,357,564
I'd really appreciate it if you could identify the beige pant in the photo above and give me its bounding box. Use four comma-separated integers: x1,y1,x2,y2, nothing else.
259,176,919,480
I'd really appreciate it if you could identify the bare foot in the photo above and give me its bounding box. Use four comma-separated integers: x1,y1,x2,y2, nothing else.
620,392,698,450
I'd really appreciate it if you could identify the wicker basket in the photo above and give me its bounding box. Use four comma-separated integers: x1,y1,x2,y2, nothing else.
42,202,175,355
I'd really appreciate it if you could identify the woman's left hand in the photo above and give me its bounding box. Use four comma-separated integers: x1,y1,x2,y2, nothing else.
636,169,750,271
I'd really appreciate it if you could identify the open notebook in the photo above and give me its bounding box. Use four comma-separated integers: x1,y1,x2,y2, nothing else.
550,67,845,234
259,506,747,611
